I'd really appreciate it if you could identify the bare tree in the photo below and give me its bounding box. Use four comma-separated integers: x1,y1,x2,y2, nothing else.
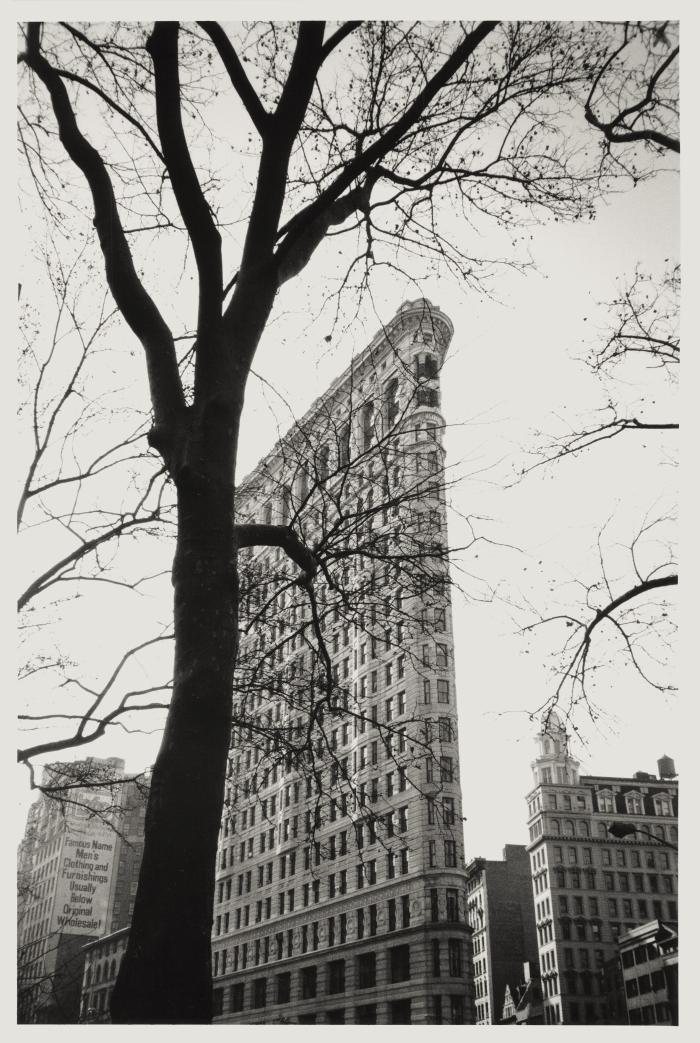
518,262,678,723
583,21,679,158
17,19,675,1022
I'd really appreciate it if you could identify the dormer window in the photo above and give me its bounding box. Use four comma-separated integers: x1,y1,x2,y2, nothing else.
625,792,644,815
653,794,673,817
597,790,615,814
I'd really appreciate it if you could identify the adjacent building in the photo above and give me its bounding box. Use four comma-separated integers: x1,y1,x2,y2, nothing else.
617,919,678,1025
79,927,130,1023
525,712,678,1025
465,845,539,1024
211,300,473,1024
17,759,148,1023
500,961,543,1025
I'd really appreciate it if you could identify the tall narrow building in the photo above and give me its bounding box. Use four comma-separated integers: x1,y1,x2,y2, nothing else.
211,300,473,1024
525,712,678,1025
465,844,539,1024
17,758,134,1023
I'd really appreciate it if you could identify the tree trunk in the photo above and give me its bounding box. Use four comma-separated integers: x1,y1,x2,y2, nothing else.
111,446,238,1023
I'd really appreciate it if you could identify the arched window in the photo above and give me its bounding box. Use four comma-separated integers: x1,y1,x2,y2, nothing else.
298,469,309,501
281,485,292,525
362,402,375,450
577,820,590,838
317,445,330,481
563,819,575,836
385,378,399,427
338,422,350,467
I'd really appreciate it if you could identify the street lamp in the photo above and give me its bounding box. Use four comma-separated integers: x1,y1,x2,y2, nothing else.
605,821,677,851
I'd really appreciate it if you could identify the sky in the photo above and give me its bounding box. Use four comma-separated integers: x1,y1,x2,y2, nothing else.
13,13,680,868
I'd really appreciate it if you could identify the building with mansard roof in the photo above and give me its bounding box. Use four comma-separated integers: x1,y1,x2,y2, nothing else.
524,712,678,1025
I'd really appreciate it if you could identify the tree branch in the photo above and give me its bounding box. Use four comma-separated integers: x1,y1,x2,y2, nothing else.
273,21,499,278
20,24,186,432
234,523,318,581
197,22,269,137
147,23,223,338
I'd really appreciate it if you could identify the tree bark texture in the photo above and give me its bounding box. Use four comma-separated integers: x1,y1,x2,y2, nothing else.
111,434,239,1023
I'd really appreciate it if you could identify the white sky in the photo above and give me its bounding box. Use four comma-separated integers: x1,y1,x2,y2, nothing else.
12,9,681,872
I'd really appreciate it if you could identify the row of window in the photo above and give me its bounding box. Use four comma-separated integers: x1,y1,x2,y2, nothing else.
216,938,465,1018
221,849,416,932
547,844,674,870
215,887,464,975
551,866,675,895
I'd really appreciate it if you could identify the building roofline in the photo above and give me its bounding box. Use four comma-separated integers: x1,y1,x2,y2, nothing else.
236,298,454,495
81,925,130,952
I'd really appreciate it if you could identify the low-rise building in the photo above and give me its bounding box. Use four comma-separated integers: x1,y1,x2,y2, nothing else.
79,927,130,1022
618,919,678,1025
500,960,543,1025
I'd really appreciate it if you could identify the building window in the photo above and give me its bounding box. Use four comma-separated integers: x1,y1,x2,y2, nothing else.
230,983,244,1013
597,790,615,813
253,978,267,1009
444,840,457,867
357,952,376,989
390,999,412,1024
448,938,463,977
276,972,290,1004
356,1004,377,1024
328,959,345,995
301,966,317,1000
450,995,466,1024
436,679,451,704
625,792,643,815
390,944,411,983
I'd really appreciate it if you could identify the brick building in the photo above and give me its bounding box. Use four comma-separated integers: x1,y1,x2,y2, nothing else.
465,845,539,1024
525,712,678,1024
210,300,473,1024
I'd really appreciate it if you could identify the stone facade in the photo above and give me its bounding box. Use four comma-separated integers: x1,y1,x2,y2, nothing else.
211,300,473,1024
525,713,678,1025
